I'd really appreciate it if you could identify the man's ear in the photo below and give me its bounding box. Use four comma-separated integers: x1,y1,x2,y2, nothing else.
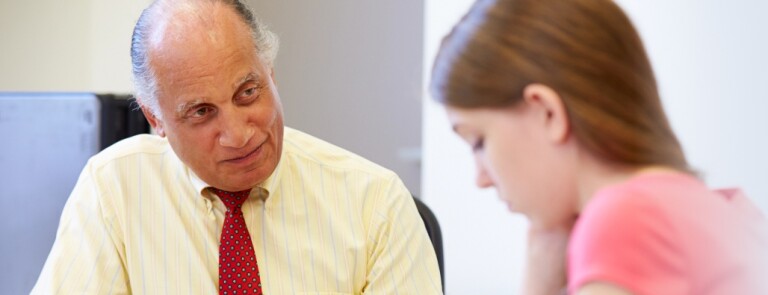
522,83,570,143
139,104,166,137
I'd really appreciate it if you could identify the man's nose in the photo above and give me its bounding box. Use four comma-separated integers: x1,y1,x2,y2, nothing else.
218,110,254,148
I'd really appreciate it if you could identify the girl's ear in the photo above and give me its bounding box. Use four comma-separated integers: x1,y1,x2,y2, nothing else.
522,83,570,144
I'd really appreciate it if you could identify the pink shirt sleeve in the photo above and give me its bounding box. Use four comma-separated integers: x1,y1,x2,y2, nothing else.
567,185,689,295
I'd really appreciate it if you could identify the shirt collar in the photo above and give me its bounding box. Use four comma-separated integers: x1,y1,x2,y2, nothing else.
186,147,286,202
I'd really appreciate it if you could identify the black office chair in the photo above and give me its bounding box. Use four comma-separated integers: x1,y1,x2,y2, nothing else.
97,94,151,150
413,196,444,291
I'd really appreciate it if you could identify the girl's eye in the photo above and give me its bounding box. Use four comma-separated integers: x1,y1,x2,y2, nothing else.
472,138,484,152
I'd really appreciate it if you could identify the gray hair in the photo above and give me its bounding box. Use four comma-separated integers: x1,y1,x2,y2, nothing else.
130,0,279,118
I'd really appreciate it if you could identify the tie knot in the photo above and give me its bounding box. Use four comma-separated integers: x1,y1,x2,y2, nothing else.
209,187,251,211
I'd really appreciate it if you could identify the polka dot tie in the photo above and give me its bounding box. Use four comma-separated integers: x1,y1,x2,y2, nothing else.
209,188,263,295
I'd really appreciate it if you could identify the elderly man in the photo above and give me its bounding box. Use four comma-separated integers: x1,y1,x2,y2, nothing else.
32,0,442,294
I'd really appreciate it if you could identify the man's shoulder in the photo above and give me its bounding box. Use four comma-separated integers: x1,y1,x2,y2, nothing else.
282,127,395,179
89,134,172,168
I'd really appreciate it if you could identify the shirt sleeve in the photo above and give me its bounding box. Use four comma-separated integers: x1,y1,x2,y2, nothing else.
363,175,443,294
567,186,688,295
31,161,130,294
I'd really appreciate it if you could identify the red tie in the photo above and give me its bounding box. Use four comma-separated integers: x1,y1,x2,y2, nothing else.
209,187,263,295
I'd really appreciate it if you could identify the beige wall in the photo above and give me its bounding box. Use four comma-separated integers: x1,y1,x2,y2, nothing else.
0,0,151,93
248,0,425,193
88,1,154,93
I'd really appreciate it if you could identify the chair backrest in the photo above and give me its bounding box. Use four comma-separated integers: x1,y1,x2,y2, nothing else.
413,196,444,291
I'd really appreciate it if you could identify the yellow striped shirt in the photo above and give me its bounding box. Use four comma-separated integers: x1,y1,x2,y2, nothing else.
33,127,442,294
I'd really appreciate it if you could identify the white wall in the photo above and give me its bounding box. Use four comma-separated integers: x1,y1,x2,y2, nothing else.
616,0,768,212
422,0,768,293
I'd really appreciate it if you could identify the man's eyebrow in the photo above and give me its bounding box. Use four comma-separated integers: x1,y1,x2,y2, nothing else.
235,72,258,89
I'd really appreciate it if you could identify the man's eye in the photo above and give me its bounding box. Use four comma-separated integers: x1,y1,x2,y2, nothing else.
241,87,257,97
191,106,213,118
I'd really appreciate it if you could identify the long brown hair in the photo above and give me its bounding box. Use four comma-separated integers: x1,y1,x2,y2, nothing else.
431,0,691,172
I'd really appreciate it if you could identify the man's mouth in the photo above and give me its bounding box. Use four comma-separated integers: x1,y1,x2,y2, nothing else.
223,143,263,163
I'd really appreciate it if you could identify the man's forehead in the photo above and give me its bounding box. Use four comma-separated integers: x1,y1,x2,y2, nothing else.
146,1,249,52
146,5,259,75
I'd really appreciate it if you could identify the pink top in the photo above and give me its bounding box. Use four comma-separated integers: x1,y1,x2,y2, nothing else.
568,173,768,294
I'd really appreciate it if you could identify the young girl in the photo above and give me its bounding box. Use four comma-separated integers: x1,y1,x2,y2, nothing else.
430,0,768,294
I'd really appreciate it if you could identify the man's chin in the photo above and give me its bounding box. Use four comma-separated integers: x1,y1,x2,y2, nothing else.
220,168,272,191
211,179,259,192
200,156,278,191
